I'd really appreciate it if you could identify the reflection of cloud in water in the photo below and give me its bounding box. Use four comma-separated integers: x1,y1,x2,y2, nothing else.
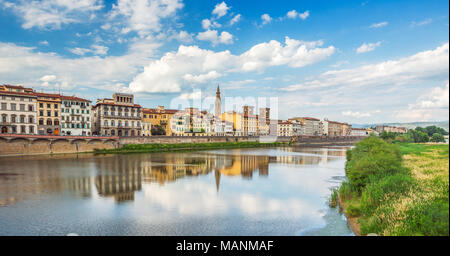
143,179,320,222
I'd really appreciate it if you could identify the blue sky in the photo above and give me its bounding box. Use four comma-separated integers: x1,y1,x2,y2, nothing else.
0,0,448,124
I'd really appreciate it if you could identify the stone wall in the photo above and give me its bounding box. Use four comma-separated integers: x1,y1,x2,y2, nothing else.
0,136,118,156
0,135,365,157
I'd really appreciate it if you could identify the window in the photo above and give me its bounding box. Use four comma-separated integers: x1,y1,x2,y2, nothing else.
54,120,59,125
29,98,32,102
11,115,16,123
47,119,52,125
11,103,16,111
54,104,57,108
54,111,58,117
28,105,34,111
20,115,25,123
20,104,25,111
87,110,90,114
21,126,26,133
28,116,34,124
47,104,50,108
29,126,34,134
47,111,51,117
1,103,6,110
1,96,5,100
20,97,24,101
40,111,44,116
39,103,43,108
39,119,44,125
11,97,15,101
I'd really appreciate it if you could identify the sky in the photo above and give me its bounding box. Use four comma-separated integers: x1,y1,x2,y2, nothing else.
0,0,448,124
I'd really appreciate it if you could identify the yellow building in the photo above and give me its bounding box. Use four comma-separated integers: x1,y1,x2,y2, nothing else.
142,106,178,136
35,92,61,135
221,111,244,136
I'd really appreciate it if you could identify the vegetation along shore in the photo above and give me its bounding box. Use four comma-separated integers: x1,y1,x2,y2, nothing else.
331,135,449,236
94,141,289,154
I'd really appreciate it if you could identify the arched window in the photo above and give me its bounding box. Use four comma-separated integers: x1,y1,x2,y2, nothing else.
20,115,25,123
29,116,34,123
11,115,17,123
54,119,59,126
39,119,44,125
1,114,7,123
47,119,52,126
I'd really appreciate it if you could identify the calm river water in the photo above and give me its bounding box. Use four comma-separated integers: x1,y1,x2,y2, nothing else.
0,146,353,236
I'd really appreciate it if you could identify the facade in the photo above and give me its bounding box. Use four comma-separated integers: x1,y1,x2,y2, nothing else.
60,96,91,136
92,93,142,136
0,85,37,134
289,117,322,136
277,121,293,136
141,106,178,136
141,121,152,136
350,128,368,136
222,111,244,136
258,108,271,135
376,125,408,134
243,106,258,136
35,92,61,135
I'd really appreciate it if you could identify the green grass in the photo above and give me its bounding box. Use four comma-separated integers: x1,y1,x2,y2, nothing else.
94,141,288,154
334,138,449,236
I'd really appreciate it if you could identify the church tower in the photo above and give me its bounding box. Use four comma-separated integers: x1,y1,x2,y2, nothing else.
214,85,222,120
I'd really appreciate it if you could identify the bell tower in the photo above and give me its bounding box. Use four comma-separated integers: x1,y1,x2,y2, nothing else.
215,85,222,120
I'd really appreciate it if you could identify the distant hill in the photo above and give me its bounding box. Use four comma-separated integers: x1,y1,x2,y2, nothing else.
351,121,449,131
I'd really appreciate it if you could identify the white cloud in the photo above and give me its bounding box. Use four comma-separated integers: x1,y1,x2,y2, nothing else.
183,71,222,84
261,14,272,25
356,41,381,53
395,82,449,121
178,90,202,100
282,42,449,92
196,30,233,46
39,40,49,46
212,1,229,18
2,0,103,30
299,10,310,20
69,44,108,55
0,39,160,92
40,74,56,82
287,10,299,19
229,14,241,25
129,37,335,93
411,18,432,27
413,81,449,109
109,0,184,35
201,18,221,30
370,21,388,28
286,10,309,20
169,30,194,43
342,111,371,118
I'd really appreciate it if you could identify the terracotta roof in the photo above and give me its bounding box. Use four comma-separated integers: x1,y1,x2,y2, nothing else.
94,102,141,108
142,108,178,114
352,128,367,130
302,117,320,121
60,95,91,102
33,92,61,98
0,90,37,97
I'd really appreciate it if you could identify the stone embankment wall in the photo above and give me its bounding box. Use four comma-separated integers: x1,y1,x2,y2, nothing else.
0,135,365,157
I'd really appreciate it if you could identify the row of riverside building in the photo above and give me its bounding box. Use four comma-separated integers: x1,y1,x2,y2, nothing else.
0,84,408,137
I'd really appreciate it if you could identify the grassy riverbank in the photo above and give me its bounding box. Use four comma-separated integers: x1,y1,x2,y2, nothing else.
94,141,289,154
331,137,449,236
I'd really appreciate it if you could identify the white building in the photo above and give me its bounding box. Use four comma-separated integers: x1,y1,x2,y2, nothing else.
350,128,368,136
61,96,92,136
0,85,37,135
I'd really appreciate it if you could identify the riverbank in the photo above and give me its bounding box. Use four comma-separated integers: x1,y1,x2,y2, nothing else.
93,141,289,154
332,137,449,236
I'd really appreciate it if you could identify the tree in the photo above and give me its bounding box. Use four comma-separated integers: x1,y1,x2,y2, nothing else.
430,133,445,143
407,129,430,143
151,125,166,135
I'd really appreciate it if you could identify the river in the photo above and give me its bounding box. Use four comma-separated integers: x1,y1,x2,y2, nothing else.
0,146,353,236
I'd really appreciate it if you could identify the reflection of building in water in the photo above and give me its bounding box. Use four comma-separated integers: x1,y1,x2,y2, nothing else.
94,156,142,202
213,154,270,191
0,157,94,206
63,177,92,197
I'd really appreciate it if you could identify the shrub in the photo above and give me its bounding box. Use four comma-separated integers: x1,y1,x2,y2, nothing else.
430,133,445,143
345,137,402,191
